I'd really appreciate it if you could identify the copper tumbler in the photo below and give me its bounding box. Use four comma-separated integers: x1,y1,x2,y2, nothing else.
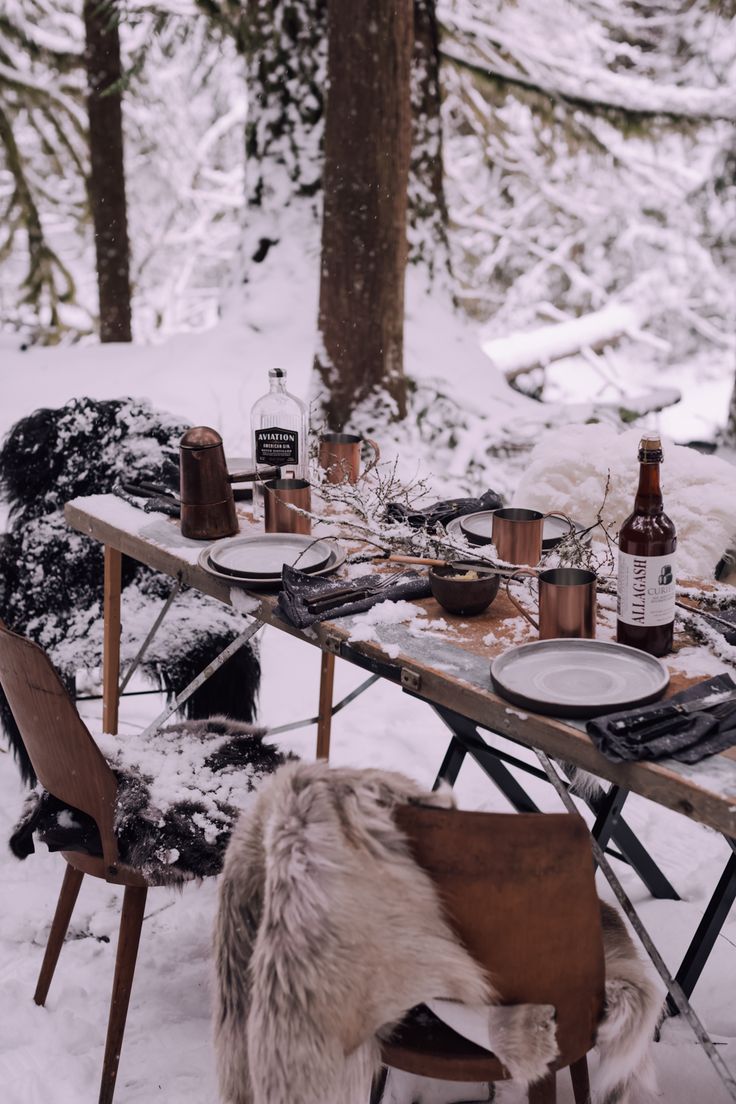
506,567,597,640
263,478,312,535
491,508,572,566
318,432,380,485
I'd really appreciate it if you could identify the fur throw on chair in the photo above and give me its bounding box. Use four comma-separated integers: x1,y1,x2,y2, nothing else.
214,761,660,1104
10,717,292,886
0,397,261,786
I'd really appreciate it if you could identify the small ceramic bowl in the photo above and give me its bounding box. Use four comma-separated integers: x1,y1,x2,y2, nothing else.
429,565,500,617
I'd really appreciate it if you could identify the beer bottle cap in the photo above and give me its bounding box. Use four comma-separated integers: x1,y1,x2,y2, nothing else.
638,434,663,462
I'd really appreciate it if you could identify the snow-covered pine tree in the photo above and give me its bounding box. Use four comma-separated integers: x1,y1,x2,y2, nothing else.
200,0,451,428
0,0,89,339
439,0,736,416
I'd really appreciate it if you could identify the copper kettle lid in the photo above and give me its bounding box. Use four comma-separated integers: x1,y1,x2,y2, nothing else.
180,426,223,450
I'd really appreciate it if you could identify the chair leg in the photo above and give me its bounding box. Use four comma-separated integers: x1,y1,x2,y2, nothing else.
528,1071,556,1103
34,863,84,1006
570,1057,591,1104
99,885,148,1104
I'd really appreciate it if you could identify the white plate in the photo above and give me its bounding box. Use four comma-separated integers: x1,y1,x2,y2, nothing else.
490,639,669,719
447,512,591,550
208,534,332,578
197,541,345,589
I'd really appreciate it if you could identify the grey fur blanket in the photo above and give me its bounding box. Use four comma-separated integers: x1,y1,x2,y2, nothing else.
10,717,292,886
214,761,660,1104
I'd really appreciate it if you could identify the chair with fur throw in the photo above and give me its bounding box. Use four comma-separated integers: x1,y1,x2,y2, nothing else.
214,761,660,1104
0,396,260,788
0,620,290,1104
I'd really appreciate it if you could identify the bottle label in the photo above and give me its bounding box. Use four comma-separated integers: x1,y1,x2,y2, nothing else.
617,551,676,627
255,428,299,467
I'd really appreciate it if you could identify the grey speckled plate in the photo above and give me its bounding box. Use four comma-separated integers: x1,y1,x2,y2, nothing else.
197,540,345,589
209,534,331,578
490,639,669,719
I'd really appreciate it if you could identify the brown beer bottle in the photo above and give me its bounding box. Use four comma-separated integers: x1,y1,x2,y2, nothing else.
617,435,677,657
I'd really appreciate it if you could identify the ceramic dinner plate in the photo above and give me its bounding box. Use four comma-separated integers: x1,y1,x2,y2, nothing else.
490,639,669,719
197,540,345,589
208,534,332,578
447,511,591,550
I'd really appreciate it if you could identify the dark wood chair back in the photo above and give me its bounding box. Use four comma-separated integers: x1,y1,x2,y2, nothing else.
0,621,120,871
394,805,606,1066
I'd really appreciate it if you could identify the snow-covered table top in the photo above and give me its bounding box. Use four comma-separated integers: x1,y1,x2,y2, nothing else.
65,494,736,838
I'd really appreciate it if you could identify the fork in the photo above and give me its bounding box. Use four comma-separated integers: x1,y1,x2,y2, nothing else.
305,570,417,614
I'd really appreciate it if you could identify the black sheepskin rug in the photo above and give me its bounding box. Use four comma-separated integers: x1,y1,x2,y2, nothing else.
0,397,261,785
10,718,292,885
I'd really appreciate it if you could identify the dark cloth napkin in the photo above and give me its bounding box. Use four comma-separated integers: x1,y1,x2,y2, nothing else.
587,673,736,764
384,489,503,531
277,563,432,629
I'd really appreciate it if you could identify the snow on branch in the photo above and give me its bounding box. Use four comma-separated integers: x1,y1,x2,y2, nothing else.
440,9,736,123
483,302,647,379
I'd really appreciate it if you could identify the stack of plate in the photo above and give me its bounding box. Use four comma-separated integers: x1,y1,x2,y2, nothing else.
198,534,345,589
445,512,591,550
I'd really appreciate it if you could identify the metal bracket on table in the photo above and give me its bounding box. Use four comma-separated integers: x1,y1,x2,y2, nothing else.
400,668,422,692
323,634,343,656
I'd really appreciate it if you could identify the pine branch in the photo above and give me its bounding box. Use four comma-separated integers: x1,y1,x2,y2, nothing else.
440,27,735,125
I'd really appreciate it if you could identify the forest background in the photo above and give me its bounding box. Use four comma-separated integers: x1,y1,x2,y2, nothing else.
1,0,735,461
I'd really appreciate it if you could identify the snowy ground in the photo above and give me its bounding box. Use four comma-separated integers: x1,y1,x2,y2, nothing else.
1,287,735,1102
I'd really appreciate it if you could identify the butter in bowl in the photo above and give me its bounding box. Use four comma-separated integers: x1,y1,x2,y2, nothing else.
429,565,500,617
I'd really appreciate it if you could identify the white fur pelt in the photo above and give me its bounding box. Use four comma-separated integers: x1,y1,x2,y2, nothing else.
214,761,658,1104
513,424,736,581
595,902,660,1104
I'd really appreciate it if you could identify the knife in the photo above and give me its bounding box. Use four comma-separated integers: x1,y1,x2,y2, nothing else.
610,688,736,735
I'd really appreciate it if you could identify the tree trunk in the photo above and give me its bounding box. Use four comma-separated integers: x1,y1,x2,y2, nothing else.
725,373,736,447
82,0,132,342
314,0,413,430
409,0,451,278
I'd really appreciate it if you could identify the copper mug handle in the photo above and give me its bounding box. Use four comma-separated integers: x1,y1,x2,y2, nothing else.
505,568,540,631
359,438,381,480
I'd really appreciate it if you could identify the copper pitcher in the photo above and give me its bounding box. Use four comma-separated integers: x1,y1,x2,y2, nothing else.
179,426,238,540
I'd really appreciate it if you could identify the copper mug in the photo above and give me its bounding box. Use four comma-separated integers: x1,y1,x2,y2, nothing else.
318,432,380,485
506,567,597,640
492,508,571,566
263,478,312,535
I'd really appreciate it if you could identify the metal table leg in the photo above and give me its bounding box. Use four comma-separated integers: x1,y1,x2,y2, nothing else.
666,846,736,1016
588,785,679,900
431,704,678,898
432,736,467,790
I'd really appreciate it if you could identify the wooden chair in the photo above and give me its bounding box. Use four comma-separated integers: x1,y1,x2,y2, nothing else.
0,621,155,1104
381,806,606,1104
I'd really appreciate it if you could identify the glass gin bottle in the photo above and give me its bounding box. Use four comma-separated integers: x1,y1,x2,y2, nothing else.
616,434,677,657
250,368,308,518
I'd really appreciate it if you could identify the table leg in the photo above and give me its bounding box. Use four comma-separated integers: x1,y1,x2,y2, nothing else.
316,651,336,760
666,849,736,1016
432,736,467,791
102,546,122,735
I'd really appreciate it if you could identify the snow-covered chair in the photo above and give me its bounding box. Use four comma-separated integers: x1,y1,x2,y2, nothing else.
0,396,260,785
0,620,288,1104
